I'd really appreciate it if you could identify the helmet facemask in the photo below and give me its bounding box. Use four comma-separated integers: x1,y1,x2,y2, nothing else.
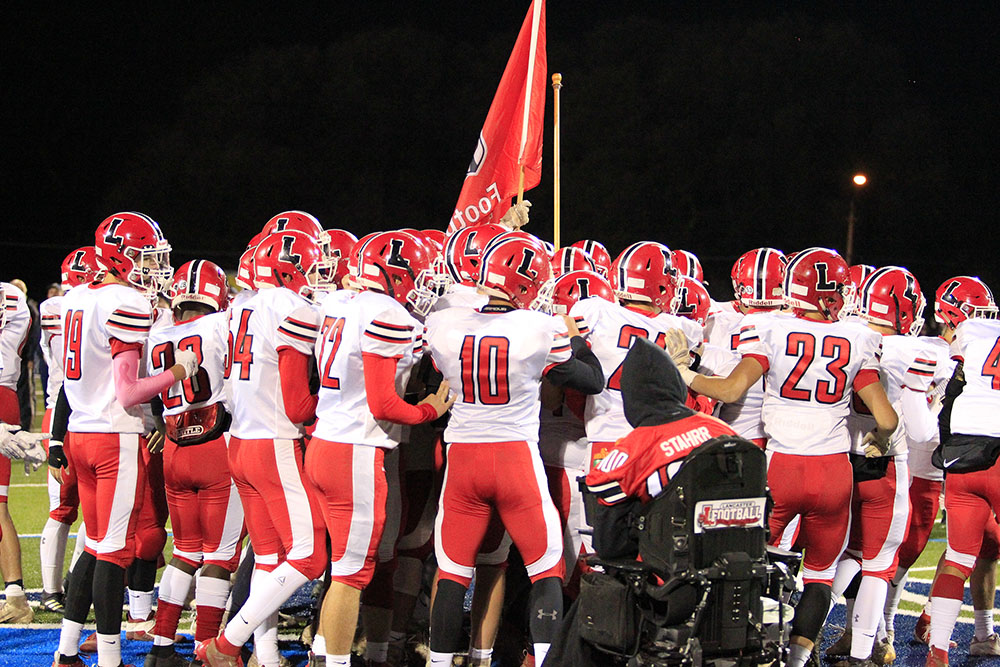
127,243,173,300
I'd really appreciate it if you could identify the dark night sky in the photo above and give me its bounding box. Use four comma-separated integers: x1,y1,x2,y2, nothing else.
3,2,998,305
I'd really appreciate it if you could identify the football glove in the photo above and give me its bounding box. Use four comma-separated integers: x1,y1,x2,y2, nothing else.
500,200,531,229
48,441,68,469
174,348,200,380
663,328,691,369
0,423,49,468
862,429,892,458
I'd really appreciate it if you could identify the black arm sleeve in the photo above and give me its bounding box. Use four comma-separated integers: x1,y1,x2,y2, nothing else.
150,395,164,419
592,497,641,560
938,360,965,443
544,336,605,395
52,385,71,441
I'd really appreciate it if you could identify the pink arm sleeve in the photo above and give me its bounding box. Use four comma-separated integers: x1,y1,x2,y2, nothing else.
112,347,176,409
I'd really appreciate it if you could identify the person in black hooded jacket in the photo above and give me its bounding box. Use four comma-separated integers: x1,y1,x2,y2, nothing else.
584,337,737,559
544,339,736,666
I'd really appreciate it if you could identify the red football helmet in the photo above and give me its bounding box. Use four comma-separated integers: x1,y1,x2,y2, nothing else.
935,276,998,328
671,249,704,284
421,229,447,254
610,242,676,311
262,211,334,280
849,264,877,290
344,232,382,289
323,229,359,289
478,237,553,311
484,230,550,258
783,247,851,320
856,266,925,335
570,240,612,278
94,212,173,299
253,230,327,302
61,246,100,290
236,231,268,290
169,260,230,312
730,247,786,308
552,270,616,315
358,231,448,316
671,275,712,326
444,224,507,285
551,247,597,278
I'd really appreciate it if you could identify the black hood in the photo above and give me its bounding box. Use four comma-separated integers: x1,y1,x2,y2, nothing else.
620,337,695,428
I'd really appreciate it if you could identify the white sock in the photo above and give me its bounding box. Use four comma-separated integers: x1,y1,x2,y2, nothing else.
787,642,812,667
128,588,154,621
975,609,995,641
884,568,908,634
850,577,888,659
830,558,862,624
534,643,550,665
58,619,84,657
470,647,493,661
40,519,72,594
429,651,454,666
223,563,308,649
325,654,350,667
929,596,963,651
311,632,327,656
366,641,388,663
96,632,122,667
253,610,280,667
4,582,25,597
69,521,87,572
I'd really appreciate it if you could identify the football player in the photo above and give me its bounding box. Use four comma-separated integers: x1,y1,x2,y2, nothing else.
144,261,243,667
423,236,604,667
825,267,926,666
35,248,99,615
196,230,330,667
306,230,452,667
924,277,1000,666
50,212,198,667
0,274,34,624
669,248,898,667
573,241,696,473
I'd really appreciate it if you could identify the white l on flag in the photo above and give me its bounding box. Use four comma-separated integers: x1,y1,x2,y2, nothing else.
448,1,547,232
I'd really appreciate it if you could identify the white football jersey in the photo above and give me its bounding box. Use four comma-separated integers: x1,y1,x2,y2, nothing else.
229,288,256,311
39,295,65,410
226,286,320,439
738,311,882,456
704,304,743,350
570,298,682,443
312,290,423,448
431,283,488,312
950,319,1000,438
847,333,934,457
61,283,153,433
0,282,30,390
425,306,572,444
538,398,589,470
146,311,230,417
707,309,778,442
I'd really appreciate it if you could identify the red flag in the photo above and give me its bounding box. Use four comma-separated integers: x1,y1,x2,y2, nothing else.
448,0,547,232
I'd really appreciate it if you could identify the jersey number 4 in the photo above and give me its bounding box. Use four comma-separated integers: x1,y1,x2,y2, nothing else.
779,332,851,403
459,335,510,405
983,336,1000,391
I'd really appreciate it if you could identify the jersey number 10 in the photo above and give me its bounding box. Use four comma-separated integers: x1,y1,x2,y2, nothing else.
459,335,510,405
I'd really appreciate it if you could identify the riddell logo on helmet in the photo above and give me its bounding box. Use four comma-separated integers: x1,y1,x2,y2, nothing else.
694,497,765,533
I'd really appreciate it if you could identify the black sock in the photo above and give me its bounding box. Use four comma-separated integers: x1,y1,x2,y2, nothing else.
64,551,97,624
429,579,468,653
791,582,833,642
843,570,862,601
127,557,158,593
528,576,564,645
4,578,24,590
93,560,127,635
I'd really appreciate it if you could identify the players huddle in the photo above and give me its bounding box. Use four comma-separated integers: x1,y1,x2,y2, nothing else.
0,208,997,667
